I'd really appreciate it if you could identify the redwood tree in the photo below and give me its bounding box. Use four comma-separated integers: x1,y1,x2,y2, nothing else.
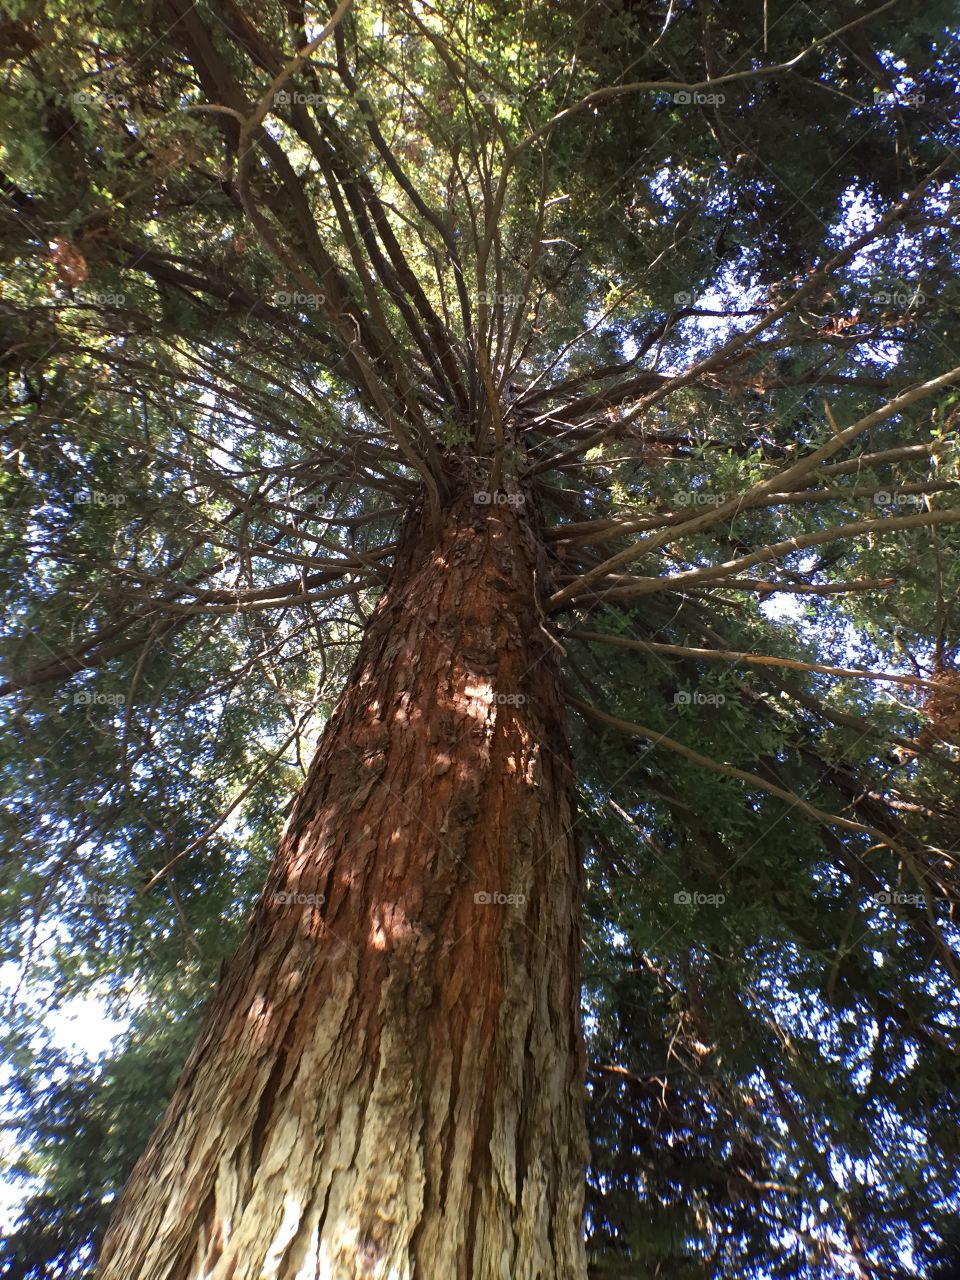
2,1,960,1278
99,491,590,1278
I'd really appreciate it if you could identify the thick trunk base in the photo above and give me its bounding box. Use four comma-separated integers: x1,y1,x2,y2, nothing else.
99,491,587,1280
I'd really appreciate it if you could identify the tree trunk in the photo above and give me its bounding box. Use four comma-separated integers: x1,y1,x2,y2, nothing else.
98,488,588,1280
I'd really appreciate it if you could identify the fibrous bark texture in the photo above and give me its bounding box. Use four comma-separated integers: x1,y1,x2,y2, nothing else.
98,489,588,1280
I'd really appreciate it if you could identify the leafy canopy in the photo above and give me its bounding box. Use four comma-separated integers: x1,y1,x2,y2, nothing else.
2,1,960,1277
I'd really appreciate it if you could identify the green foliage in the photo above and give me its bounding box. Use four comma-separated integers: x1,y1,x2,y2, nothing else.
2,1,960,1277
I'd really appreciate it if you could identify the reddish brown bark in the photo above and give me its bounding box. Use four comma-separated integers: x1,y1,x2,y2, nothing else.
98,489,588,1280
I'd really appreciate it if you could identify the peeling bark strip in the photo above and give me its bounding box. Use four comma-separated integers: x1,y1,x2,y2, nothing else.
99,490,588,1280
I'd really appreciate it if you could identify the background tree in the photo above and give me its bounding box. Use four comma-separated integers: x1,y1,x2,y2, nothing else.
2,0,960,1276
